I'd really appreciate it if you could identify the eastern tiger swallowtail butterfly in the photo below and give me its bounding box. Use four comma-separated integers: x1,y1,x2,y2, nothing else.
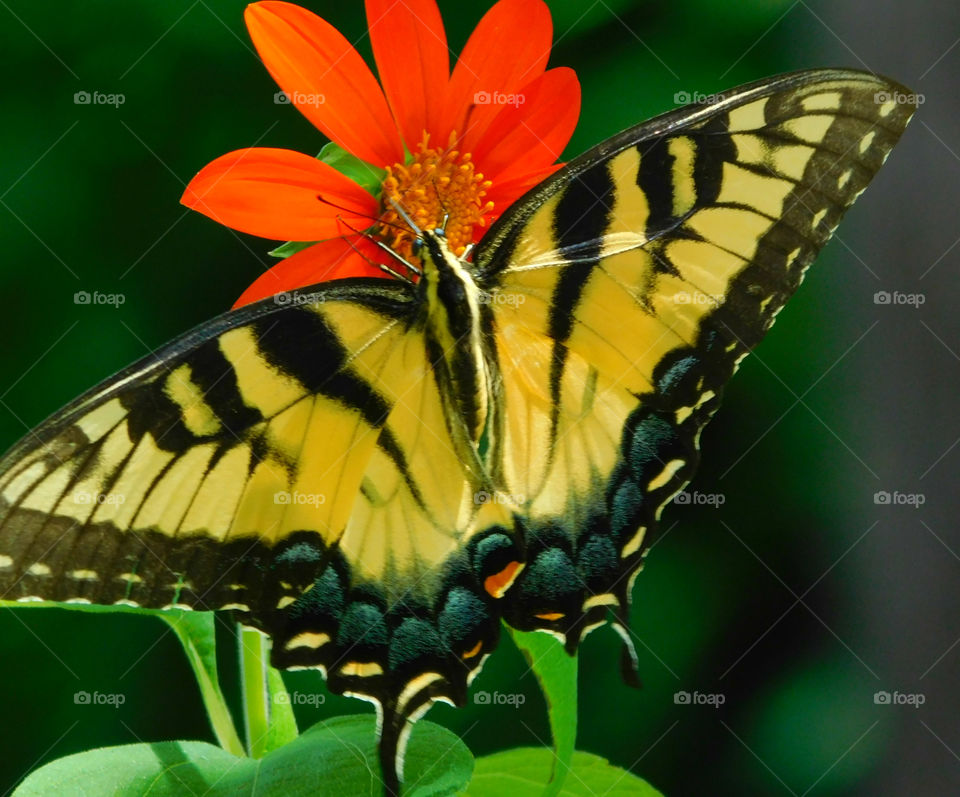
0,69,914,795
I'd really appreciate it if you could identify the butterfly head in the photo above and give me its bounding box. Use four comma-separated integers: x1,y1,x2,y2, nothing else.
415,227,478,307
383,195,478,308
411,227,450,269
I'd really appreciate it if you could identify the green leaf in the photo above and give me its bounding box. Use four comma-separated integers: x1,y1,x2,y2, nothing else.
254,716,474,797
317,141,386,195
467,749,664,797
268,239,317,259
264,665,299,752
12,740,243,797
161,611,245,757
508,628,578,796
0,599,160,616
14,717,473,797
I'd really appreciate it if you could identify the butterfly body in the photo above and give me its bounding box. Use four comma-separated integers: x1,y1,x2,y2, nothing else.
417,230,496,450
0,70,916,795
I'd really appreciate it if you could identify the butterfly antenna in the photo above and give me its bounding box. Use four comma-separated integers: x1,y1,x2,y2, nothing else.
339,231,411,283
338,216,422,278
424,181,473,263
333,215,412,283
431,179,451,235
387,196,422,237
318,193,414,239
316,194,381,226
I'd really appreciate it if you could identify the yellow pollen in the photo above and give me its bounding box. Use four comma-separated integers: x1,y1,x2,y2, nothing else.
379,132,493,266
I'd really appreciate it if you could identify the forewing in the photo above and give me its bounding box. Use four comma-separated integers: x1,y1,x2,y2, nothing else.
0,283,419,615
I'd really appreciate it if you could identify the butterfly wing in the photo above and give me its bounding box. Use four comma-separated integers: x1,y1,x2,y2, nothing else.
475,69,915,664
0,282,424,611
0,67,915,797
0,278,518,792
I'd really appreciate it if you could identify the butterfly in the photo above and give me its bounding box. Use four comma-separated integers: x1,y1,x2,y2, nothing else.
0,69,914,795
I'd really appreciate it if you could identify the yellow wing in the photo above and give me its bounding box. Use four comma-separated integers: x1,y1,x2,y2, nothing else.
0,281,509,621
0,278,522,790
0,287,391,606
474,69,916,658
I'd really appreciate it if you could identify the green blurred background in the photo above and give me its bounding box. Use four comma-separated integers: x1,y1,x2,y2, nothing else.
0,1,956,794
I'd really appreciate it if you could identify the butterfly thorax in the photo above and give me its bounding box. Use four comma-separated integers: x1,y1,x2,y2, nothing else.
416,230,492,448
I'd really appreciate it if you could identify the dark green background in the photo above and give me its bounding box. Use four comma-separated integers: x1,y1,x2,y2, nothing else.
1,1,956,795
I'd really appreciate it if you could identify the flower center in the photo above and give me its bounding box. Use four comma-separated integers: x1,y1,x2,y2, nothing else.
378,132,493,268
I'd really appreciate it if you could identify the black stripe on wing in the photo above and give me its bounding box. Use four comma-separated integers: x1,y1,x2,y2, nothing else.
0,279,415,614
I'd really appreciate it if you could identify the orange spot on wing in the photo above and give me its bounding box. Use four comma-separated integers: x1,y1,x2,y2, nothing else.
483,560,523,598
462,640,483,659
535,612,565,621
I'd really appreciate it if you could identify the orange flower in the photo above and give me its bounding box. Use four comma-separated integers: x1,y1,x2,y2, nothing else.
181,0,580,308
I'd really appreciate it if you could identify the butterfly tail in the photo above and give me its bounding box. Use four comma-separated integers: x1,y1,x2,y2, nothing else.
378,711,404,797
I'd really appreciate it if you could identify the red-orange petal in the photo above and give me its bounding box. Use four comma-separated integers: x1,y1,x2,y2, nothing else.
438,0,552,147
366,0,448,150
485,162,564,205
470,68,580,184
476,163,566,241
233,235,386,308
181,147,378,241
245,1,403,166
